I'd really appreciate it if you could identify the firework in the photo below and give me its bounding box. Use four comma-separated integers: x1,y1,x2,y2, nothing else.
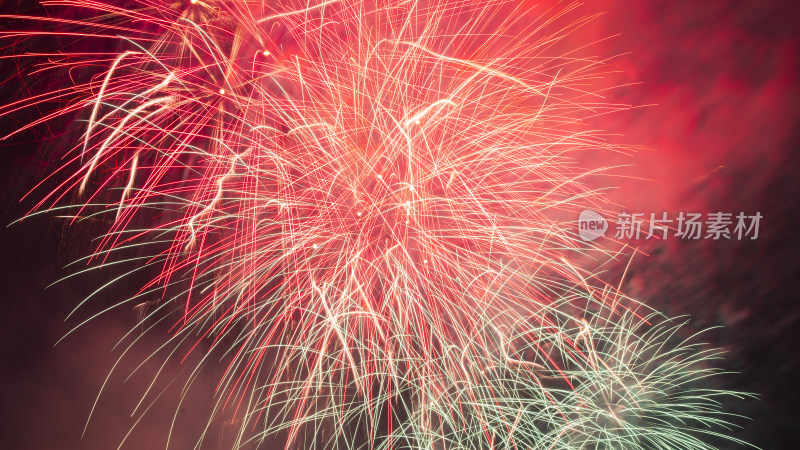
2,1,750,448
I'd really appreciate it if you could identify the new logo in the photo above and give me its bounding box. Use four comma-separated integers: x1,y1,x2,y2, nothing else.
578,210,607,242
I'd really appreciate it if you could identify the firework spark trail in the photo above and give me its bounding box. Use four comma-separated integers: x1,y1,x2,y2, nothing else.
2,0,750,448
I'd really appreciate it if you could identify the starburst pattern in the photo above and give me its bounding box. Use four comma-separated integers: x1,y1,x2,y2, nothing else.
2,1,750,448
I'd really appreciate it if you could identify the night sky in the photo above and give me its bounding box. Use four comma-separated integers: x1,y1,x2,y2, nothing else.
1,1,798,448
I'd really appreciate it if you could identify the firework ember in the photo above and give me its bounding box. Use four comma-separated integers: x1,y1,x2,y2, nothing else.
2,0,752,448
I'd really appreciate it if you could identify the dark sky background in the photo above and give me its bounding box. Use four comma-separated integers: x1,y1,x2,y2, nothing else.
1,0,798,448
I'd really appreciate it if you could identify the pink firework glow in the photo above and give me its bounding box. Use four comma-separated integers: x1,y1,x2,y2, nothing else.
0,1,756,449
